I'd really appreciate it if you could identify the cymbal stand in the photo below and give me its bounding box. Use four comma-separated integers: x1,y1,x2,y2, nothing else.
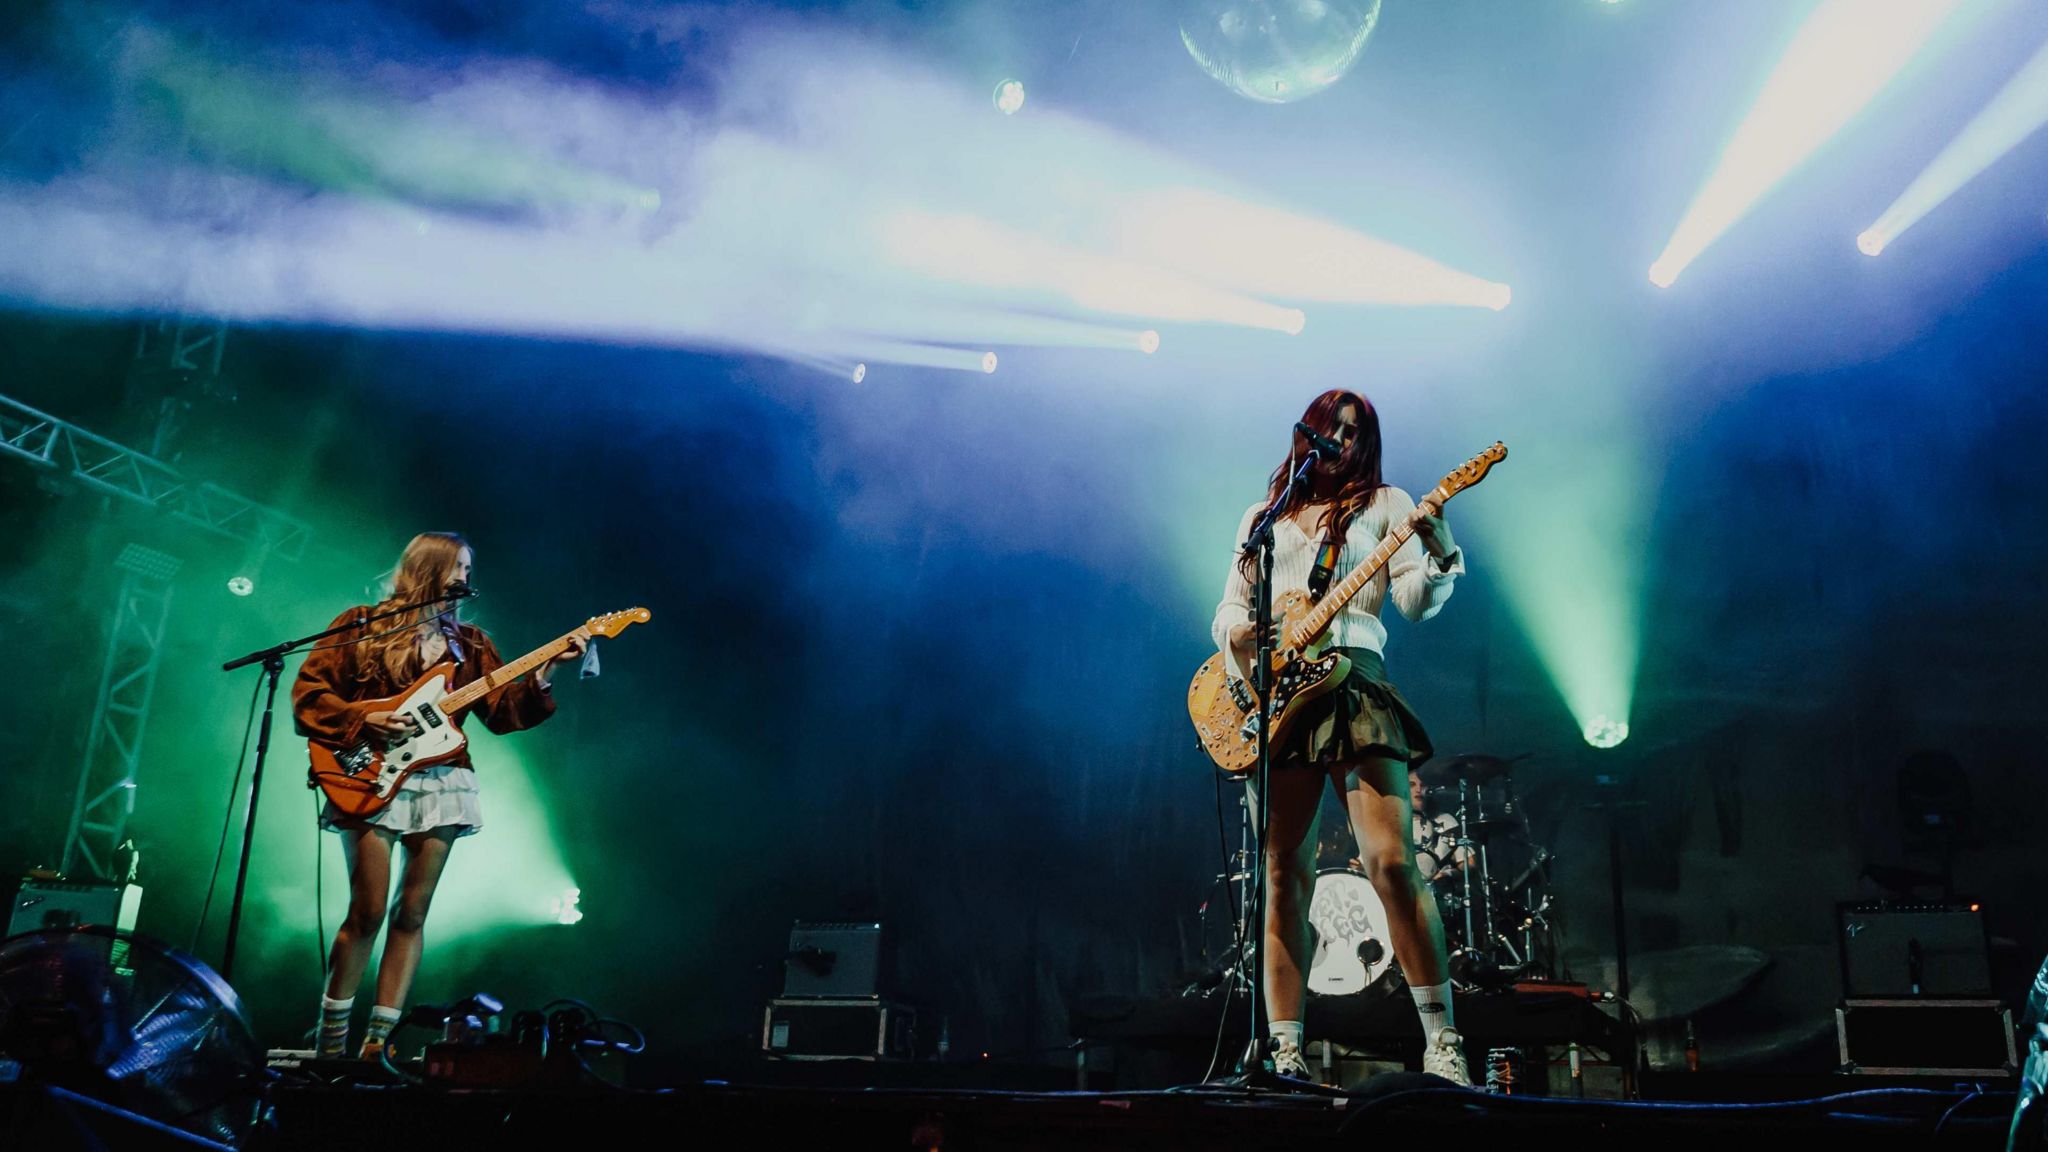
1499,770,1554,978
1216,791,1257,996
1474,780,1499,962
1454,780,1478,959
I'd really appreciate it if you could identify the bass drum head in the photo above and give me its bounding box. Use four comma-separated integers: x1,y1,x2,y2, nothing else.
1307,868,1396,996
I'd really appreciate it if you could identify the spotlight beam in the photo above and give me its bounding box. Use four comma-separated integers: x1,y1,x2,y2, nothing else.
786,337,997,374
879,211,1307,333
796,302,1163,353
1649,0,1968,287
1115,188,1512,311
1861,36,2048,256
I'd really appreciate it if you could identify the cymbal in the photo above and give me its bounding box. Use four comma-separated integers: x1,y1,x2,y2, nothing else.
1417,753,1525,788
1459,815,1523,838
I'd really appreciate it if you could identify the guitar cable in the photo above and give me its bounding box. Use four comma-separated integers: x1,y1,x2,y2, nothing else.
1198,768,1250,1084
190,671,265,953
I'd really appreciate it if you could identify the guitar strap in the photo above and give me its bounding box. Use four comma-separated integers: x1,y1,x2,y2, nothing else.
1308,534,1341,600
439,619,467,668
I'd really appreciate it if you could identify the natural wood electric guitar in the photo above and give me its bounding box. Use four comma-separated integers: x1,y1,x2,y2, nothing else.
1187,444,1505,776
308,607,651,818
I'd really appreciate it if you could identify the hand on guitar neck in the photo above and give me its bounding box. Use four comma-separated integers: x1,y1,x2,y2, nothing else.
1411,501,1458,562
533,625,592,689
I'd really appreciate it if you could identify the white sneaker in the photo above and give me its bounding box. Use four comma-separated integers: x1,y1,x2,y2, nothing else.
1272,1040,1314,1081
1422,1028,1471,1086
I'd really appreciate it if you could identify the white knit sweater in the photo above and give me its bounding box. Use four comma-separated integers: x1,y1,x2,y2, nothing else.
1210,486,1465,682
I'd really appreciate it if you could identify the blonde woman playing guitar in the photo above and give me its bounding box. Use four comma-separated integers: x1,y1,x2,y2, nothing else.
1209,390,1472,1086
292,532,589,1061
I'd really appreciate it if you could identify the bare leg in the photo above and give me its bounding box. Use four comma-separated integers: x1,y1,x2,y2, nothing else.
1334,756,1449,988
324,827,395,1000
1251,765,1327,1029
371,827,458,1012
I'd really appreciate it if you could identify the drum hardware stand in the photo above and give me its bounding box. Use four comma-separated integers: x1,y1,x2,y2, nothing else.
1439,762,1561,989
1493,769,1553,981
1453,780,1480,967
1189,791,1257,999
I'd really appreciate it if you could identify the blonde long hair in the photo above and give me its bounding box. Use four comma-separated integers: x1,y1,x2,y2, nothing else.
368,532,470,682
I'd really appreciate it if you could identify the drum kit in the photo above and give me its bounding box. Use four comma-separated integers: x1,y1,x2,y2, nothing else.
1194,753,1557,1001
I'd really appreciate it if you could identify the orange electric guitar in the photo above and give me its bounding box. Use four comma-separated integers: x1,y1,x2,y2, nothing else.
307,608,651,818
1187,445,1505,776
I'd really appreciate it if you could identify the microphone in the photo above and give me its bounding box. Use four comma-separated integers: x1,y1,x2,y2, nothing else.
443,580,478,601
1295,421,1344,458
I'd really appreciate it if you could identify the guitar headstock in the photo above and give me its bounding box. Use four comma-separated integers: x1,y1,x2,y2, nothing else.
585,607,652,638
1437,442,1507,500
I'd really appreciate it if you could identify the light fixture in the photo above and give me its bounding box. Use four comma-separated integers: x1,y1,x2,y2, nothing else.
1583,716,1630,749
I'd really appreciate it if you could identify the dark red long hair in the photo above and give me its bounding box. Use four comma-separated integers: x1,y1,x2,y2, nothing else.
1238,389,1385,580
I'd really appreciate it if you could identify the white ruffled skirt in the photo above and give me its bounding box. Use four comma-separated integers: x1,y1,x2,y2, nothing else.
321,761,483,838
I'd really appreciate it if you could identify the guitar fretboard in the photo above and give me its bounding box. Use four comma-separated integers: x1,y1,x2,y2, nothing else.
439,634,576,715
1283,484,1450,651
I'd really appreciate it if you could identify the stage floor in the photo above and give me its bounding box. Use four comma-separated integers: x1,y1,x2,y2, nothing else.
261,1073,2015,1151
1,1061,2018,1150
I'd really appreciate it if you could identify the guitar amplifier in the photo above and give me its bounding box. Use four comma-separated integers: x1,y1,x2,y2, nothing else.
8,881,143,939
1837,901,1990,997
782,921,887,999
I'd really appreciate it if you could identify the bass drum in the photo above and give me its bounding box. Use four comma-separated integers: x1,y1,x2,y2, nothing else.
1307,868,1397,996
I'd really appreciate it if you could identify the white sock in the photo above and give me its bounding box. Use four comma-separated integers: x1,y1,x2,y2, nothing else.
1410,980,1455,1045
360,1004,403,1059
317,995,353,1057
1270,1019,1304,1051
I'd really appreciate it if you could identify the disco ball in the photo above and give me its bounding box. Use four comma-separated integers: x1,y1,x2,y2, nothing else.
1180,0,1383,104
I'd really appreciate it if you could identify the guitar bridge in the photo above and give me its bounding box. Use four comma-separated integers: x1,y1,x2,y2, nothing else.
336,745,376,778
1226,676,1256,714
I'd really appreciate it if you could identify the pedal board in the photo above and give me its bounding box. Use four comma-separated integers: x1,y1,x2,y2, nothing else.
264,1049,422,1084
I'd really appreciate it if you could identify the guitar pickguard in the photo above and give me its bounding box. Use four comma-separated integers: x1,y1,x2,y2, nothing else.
1226,652,1345,749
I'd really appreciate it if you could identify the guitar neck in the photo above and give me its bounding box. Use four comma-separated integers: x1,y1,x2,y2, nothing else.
439,634,574,715
1286,484,1449,648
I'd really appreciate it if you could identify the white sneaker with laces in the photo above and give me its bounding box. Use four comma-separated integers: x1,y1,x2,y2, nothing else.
1272,1041,1313,1081
1422,1028,1471,1086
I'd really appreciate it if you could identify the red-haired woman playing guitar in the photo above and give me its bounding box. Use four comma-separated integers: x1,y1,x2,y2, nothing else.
1212,391,1470,1085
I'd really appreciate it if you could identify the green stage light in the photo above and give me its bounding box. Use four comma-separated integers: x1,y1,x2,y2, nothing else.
1583,715,1629,749
423,736,579,939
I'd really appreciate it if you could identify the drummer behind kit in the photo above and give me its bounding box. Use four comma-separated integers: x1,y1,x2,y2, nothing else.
1303,754,1557,998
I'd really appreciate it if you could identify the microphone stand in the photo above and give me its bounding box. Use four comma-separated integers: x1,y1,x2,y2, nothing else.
1585,769,1647,1095
1218,448,1321,1089
216,587,472,984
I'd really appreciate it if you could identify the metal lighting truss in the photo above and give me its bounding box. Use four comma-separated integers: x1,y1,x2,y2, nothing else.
0,392,312,560
61,544,180,880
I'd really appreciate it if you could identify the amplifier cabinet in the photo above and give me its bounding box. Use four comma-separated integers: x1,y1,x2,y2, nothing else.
1837,901,1990,998
783,921,887,999
8,881,142,939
